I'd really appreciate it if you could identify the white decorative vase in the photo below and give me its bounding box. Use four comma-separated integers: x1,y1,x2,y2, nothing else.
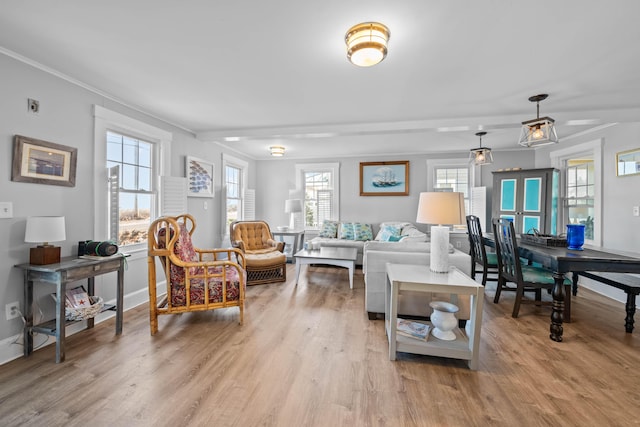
429,301,459,341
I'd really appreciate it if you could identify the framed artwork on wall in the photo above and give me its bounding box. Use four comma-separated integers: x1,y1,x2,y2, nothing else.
11,135,77,187
616,148,640,177
360,161,409,196
186,156,214,197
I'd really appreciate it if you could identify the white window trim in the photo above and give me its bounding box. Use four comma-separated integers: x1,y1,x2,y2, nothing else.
426,158,473,231
93,105,172,257
295,162,340,229
222,153,249,227
425,158,475,190
550,138,603,247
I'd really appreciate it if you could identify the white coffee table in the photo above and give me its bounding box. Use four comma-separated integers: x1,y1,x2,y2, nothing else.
294,247,358,289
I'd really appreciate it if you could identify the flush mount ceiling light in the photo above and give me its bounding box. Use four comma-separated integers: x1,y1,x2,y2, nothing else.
469,131,493,165
345,22,390,67
269,146,285,157
518,94,559,148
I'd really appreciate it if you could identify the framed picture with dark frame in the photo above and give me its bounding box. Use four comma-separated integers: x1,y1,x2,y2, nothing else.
360,161,409,196
186,156,214,197
12,135,77,187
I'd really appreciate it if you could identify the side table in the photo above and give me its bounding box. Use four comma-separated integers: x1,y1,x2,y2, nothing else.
385,263,484,370
14,255,127,363
272,229,305,263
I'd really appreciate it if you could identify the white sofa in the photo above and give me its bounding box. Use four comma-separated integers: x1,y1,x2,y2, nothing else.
309,221,428,265
363,240,472,320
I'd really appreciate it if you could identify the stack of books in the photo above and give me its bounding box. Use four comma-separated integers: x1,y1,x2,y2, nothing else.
396,318,430,341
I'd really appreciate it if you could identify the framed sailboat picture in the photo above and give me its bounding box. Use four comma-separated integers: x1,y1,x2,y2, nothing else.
359,161,409,196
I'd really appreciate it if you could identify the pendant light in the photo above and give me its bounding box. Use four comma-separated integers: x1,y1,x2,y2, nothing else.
469,131,493,165
518,94,559,147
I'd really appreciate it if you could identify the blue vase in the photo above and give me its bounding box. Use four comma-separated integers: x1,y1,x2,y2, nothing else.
566,224,586,250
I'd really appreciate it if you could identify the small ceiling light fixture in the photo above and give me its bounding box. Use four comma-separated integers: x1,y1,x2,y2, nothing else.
345,22,390,67
518,94,559,148
269,146,285,157
469,131,493,165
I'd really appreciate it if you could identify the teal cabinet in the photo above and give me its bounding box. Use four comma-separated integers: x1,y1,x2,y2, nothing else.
492,168,559,235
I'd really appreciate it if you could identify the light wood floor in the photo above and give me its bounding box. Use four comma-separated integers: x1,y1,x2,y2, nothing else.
1,265,640,427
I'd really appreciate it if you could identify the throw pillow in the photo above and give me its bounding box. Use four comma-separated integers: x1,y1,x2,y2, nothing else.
353,223,374,241
318,220,339,238
378,224,401,242
338,222,355,240
375,222,411,240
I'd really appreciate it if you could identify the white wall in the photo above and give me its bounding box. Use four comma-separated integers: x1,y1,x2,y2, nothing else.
254,150,535,235
0,54,253,363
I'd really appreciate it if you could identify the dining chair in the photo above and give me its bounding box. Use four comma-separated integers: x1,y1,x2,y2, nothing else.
466,215,499,286
492,217,572,319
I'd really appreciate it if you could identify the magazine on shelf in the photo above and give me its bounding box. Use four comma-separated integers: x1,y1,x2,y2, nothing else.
51,285,92,309
396,318,430,341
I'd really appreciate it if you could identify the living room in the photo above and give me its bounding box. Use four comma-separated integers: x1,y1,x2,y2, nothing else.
1,2,640,425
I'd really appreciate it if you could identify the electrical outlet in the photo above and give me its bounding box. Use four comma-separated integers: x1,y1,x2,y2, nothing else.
633,206,639,217
0,202,13,218
6,302,20,320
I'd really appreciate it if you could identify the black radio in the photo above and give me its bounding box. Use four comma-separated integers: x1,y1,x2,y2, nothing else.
78,240,119,257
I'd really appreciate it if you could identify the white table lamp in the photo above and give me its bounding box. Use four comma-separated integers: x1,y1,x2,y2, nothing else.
284,199,303,230
416,192,465,273
25,216,66,265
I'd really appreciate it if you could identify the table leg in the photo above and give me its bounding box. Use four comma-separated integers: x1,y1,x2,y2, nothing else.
387,277,398,361
116,261,124,335
572,272,579,296
23,273,33,357
625,293,636,333
348,262,354,289
550,273,565,342
87,277,95,329
295,260,303,285
55,279,66,363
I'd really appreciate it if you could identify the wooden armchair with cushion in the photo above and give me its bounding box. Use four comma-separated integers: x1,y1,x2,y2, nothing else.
147,214,246,335
230,220,287,285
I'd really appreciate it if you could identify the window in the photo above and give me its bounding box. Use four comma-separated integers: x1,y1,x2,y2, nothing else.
106,131,153,246
295,163,340,229
93,105,172,256
222,154,249,227
225,164,242,225
426,159,473,230
565,160,595,240
550,139,602,246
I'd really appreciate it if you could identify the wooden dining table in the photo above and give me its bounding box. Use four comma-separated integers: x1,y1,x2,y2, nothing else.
483,234,640,342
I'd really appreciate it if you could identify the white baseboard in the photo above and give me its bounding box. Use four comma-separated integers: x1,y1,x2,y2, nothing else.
0,281,165,366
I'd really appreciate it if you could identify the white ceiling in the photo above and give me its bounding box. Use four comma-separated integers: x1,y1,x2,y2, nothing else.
2,1,640,160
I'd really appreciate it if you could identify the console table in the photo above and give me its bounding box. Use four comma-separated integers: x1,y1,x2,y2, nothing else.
272,229,305,263
15,255,126,363
385,264,484,370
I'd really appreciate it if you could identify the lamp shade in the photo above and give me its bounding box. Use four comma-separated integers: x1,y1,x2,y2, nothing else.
416,192,465,273
416,192,465,225
284,199,303,213
25,216,66,244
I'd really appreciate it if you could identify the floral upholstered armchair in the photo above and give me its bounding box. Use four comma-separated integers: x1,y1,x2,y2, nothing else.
147,214,246,335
